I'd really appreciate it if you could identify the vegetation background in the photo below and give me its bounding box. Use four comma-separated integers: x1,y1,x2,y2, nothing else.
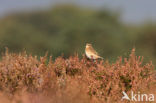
0,4,156,65
0,1,156,103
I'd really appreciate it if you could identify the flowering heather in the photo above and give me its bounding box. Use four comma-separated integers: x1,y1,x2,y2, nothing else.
0,49,155,103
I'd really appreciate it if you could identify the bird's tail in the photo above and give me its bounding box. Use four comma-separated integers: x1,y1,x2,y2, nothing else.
99,56,104,60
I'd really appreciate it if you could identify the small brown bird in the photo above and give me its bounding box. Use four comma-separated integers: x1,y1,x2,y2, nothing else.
85,43,103,60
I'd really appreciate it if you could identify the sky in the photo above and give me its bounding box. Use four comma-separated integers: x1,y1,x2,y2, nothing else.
0,0,156,24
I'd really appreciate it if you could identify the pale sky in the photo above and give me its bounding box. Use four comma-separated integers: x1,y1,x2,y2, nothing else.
0,0,156,24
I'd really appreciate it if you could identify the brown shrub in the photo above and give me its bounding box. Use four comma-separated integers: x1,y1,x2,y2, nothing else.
0,48,155,103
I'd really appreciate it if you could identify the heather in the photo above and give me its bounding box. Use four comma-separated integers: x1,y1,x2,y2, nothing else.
0,49,155,103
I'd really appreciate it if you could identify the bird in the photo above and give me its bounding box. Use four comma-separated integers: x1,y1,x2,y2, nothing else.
85,43,103,60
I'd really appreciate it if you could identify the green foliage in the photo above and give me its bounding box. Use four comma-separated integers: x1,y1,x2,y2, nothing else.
0,5,156,64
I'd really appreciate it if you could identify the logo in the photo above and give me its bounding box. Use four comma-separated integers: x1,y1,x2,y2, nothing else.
122,91,155,102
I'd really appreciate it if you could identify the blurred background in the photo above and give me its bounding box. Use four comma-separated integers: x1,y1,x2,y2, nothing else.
0,0,156,64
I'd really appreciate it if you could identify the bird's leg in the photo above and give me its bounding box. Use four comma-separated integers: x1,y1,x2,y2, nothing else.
91,56,94,62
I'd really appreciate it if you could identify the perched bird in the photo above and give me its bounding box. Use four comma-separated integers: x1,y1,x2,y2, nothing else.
85,43,103,60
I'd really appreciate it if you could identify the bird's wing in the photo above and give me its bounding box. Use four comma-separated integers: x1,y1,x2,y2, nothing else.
90,46,99,55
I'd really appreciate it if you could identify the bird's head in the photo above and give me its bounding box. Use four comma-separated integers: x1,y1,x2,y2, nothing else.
86,43,92,48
